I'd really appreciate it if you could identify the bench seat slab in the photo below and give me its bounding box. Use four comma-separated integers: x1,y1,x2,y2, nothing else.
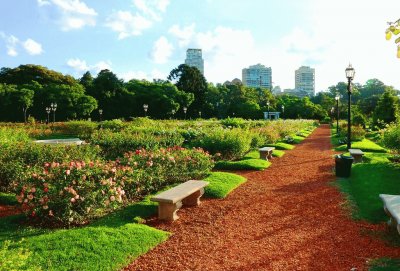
259,147,275,161
380,194,400,235
349,149,364,163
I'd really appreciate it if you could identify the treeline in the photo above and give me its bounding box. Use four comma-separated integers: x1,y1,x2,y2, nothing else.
0,64,398,124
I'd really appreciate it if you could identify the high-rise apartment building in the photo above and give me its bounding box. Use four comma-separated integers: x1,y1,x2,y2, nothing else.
295,66,315,96
242,64,272,89
185,49,204,75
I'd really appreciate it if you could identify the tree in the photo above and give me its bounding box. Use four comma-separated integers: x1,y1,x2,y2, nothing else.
373,88,399,126
385,18,400,58
168,64,207,117
79,71,94,91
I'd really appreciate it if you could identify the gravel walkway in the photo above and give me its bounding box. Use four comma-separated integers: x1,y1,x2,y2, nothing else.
128,125,396,270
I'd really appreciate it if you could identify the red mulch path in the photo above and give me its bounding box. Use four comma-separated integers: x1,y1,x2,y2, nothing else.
124,125,400,271
0,205,21,217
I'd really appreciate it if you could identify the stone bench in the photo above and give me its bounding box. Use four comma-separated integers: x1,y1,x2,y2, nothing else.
349,148,364,163
151,180,209,221
259,147,275,161
379,194,400,234
34,138,85,145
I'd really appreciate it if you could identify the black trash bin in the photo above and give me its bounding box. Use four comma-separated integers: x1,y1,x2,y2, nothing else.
335,154,354,178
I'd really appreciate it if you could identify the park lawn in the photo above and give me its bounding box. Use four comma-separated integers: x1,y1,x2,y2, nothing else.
0,196,170,271
266,142,295,150
335,138,387,153
369,258,400,271
0,192,18,205
204,172,246,198
292,135,306,144
214,159,271,171
244,150,285,159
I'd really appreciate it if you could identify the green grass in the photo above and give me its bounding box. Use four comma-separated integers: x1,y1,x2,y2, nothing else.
292,135,305,144
335,139,387,153
369,258,400,271
33,134,79,140
244,150,285,159
214,159,271,170
266,142,295,150
0,196,170,271
335,152,400,223
0,192,18,205
204,172,247,198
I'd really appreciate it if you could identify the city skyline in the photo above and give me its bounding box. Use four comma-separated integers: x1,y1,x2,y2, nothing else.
0,0,399,92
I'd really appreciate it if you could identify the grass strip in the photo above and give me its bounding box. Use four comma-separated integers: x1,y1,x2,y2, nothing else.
335,139,387,153
204,172,246,198
369,258,400,271
214,159,271,171
0,196,169,271
0,192,18,205
266,142,295,150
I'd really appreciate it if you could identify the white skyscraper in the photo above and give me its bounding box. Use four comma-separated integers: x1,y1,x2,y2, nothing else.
295,66,315,96
185,49,204,75
242,64,272,89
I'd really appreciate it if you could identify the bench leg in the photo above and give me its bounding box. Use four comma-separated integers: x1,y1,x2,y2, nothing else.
267,151,273,160
259,151,268,161
352,155,363,163
182,188,204,207
158,201,182,221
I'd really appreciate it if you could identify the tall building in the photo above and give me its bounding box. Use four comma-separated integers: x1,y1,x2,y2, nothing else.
185,49,204,75
242,64,272,89
295,66,315,96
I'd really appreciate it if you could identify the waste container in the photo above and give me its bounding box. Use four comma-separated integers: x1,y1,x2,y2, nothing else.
335,154,354,178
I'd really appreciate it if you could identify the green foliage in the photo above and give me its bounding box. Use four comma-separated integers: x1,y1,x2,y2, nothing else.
220,117,247,128
385,18,400,58
266,142,295,150
100,119,125,131
382,123,400,154
369,258,400,271
204,172,246,198
338,123,366,141
90,129,184,160
0,127,31,143
373,89,399,126
0,240,42,271
53,120,98,139
0,192,18,205
190,128,253,160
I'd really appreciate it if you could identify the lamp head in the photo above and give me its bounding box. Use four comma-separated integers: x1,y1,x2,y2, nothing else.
345,64,355,80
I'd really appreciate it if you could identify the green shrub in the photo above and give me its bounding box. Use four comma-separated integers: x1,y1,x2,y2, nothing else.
220,117,247,128
100,119,125,131
190,128,252,160
90,129,185,159
382,123,400,154
53,121,98,139
339,123,366,141
0,127,31,144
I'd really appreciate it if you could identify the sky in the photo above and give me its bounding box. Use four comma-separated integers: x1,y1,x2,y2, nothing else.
0,0,399,92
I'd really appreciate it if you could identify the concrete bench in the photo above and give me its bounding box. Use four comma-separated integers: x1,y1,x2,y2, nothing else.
379,194,400,234
34,138,85,145
259,147,275,161
349,148,364,163
151,180,209,221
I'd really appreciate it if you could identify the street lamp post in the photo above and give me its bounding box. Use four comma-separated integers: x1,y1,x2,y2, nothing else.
199,111,202,118
331,107,335,124
50,102,57,123
143,104,148,117
183,107,187,120
335,94,340,134
345,64,355,150
266,100,270,120
99,109,103,121
171,109,175,119
45,107,51,124
281,105,284,119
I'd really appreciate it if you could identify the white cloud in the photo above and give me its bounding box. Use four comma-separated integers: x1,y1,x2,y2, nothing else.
38,0,97,31
105,11,152,39
120,69,166,82
106,0,170,39
67,58,112,74
6,35,19,57
150,36,173,64
169,24,195,47
22,39,43,55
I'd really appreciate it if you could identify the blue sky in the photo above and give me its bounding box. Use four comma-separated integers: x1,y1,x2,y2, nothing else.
0,0,399,92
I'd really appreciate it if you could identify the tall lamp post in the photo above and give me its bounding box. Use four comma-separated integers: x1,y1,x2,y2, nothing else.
331,107,335,124
281,105,284,119
45,107,51,124
183,107,187,120
171,109,176,119
345,64,355,150
143,104,148,117
50,102,57,123
199,111,202,118
99,109,103,121
335,94,340,134
266,100,270,120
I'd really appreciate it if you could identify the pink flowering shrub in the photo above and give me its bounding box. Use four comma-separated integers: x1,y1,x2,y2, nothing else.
14,160,127,226
119,146,214,200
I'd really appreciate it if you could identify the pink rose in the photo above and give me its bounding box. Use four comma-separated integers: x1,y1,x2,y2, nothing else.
70,198,76,203
66,169,71,175
31,187,36,193
110,196,115,202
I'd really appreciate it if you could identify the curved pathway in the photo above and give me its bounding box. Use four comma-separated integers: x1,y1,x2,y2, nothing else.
124,125,400,271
